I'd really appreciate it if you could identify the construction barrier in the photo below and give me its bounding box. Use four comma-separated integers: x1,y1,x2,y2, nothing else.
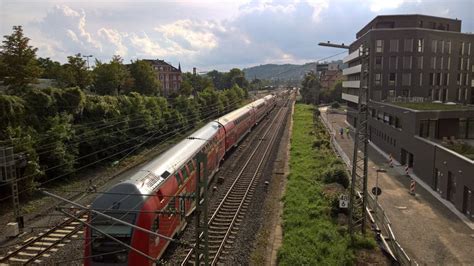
389,154,393,168
405,165,409,176
410,179,416,195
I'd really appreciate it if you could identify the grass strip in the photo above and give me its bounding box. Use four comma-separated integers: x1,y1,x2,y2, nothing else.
278,104,373,265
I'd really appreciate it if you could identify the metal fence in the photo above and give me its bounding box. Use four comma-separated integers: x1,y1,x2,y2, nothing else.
319,111,416,266
386,96,428,103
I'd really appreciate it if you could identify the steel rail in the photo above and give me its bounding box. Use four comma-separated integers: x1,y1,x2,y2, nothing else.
0,210,88,264
181,98,290,265
211,101,288,265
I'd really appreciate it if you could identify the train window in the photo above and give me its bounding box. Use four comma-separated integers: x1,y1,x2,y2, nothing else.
187,161,195,173
181,167,189,180
152,216,160,232
174,175,182,186
168,198,176,218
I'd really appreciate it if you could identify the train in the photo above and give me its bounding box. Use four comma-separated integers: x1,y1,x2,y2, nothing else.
84,94,277,265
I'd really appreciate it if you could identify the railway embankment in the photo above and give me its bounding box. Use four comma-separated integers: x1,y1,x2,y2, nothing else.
277,104,382,265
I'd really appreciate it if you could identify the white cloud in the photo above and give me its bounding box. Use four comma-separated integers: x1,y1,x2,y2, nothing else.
154,20,220,51
368,0,406,12
98,28,128,56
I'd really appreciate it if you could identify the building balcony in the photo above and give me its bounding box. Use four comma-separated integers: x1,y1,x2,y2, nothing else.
343,64,362,76
342,92,359,103
343,80,360,88
343,49,360,64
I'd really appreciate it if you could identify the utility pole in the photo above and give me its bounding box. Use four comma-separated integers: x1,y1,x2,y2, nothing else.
318,41,371,237
194,152,209,265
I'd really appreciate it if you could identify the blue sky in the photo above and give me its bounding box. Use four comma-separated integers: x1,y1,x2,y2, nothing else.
1,0,473,71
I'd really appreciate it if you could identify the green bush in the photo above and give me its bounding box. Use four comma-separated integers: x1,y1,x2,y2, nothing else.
331,101,340,108
322,166,350,188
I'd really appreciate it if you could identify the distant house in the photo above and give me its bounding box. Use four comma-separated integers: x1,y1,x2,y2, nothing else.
144,59,182,97
319,63,345,91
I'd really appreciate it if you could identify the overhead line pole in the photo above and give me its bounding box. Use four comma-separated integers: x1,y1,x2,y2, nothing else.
318,40,371,237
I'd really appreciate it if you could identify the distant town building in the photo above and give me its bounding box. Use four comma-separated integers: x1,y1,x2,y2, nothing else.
319,63,345,91
144,59,182,97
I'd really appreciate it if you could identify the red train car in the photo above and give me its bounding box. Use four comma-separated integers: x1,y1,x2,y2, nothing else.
84,95,275,265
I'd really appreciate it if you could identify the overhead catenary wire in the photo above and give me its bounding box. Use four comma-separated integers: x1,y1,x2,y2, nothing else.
0,98,242,199
5,98,236,156
0,98,238,187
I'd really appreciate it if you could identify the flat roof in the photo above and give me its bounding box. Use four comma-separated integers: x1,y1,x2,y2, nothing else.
392,102,474,111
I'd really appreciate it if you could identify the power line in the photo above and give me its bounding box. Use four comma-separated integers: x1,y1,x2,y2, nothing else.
0,98,241,199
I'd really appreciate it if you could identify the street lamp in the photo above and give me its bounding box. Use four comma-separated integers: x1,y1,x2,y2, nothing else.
82,54,93,70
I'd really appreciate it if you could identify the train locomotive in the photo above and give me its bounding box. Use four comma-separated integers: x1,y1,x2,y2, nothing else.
84,94,276,265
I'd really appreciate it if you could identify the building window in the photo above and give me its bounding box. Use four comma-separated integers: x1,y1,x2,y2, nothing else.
457,73,462,85
431,40,437,53
404,39,413,52
375,73,382,85
417,56,423,69
466,58,470,71
419,73,423,86
460,42,465,55
389,56,398,69
375,56,383,69
459,57,464,70
440,40,445,53
440,57,444,69
465,74,470,86
430,57,437,69
469,43,472,55
417,39,424,52
429,73,434,85
419,20,423,27
389,73,396,86
447,41,451,54
447,57,451,70
444,73,449,86
390,39,399,52
376,40,384,53
403,56,412,69
458,88,463,101
388,90,396,97
402,73,412,86
436,73,441,86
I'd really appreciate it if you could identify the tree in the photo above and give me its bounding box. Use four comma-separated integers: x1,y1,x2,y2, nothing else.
0,26,42,94
179,79,193,96
37,57,62,79
129,60,161,96
93,56,133,95
58,53,92,90
300,71,321,104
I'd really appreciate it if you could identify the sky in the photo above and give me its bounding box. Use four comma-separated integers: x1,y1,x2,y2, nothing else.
0,0,473,72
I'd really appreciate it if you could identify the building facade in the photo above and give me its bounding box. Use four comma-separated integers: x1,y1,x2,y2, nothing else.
342,15,474,221
144,59,182,97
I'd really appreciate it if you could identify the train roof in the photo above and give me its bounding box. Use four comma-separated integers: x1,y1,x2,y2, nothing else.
123,121,221,194
216,104,253,126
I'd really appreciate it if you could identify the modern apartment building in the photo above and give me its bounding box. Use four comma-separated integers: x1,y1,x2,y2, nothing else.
342,14,474,221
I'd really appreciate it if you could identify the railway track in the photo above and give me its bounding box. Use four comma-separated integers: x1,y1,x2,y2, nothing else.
181,99,291,265
0,210,88,265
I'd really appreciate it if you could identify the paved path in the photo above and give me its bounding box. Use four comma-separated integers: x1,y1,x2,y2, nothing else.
321,108,474,265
